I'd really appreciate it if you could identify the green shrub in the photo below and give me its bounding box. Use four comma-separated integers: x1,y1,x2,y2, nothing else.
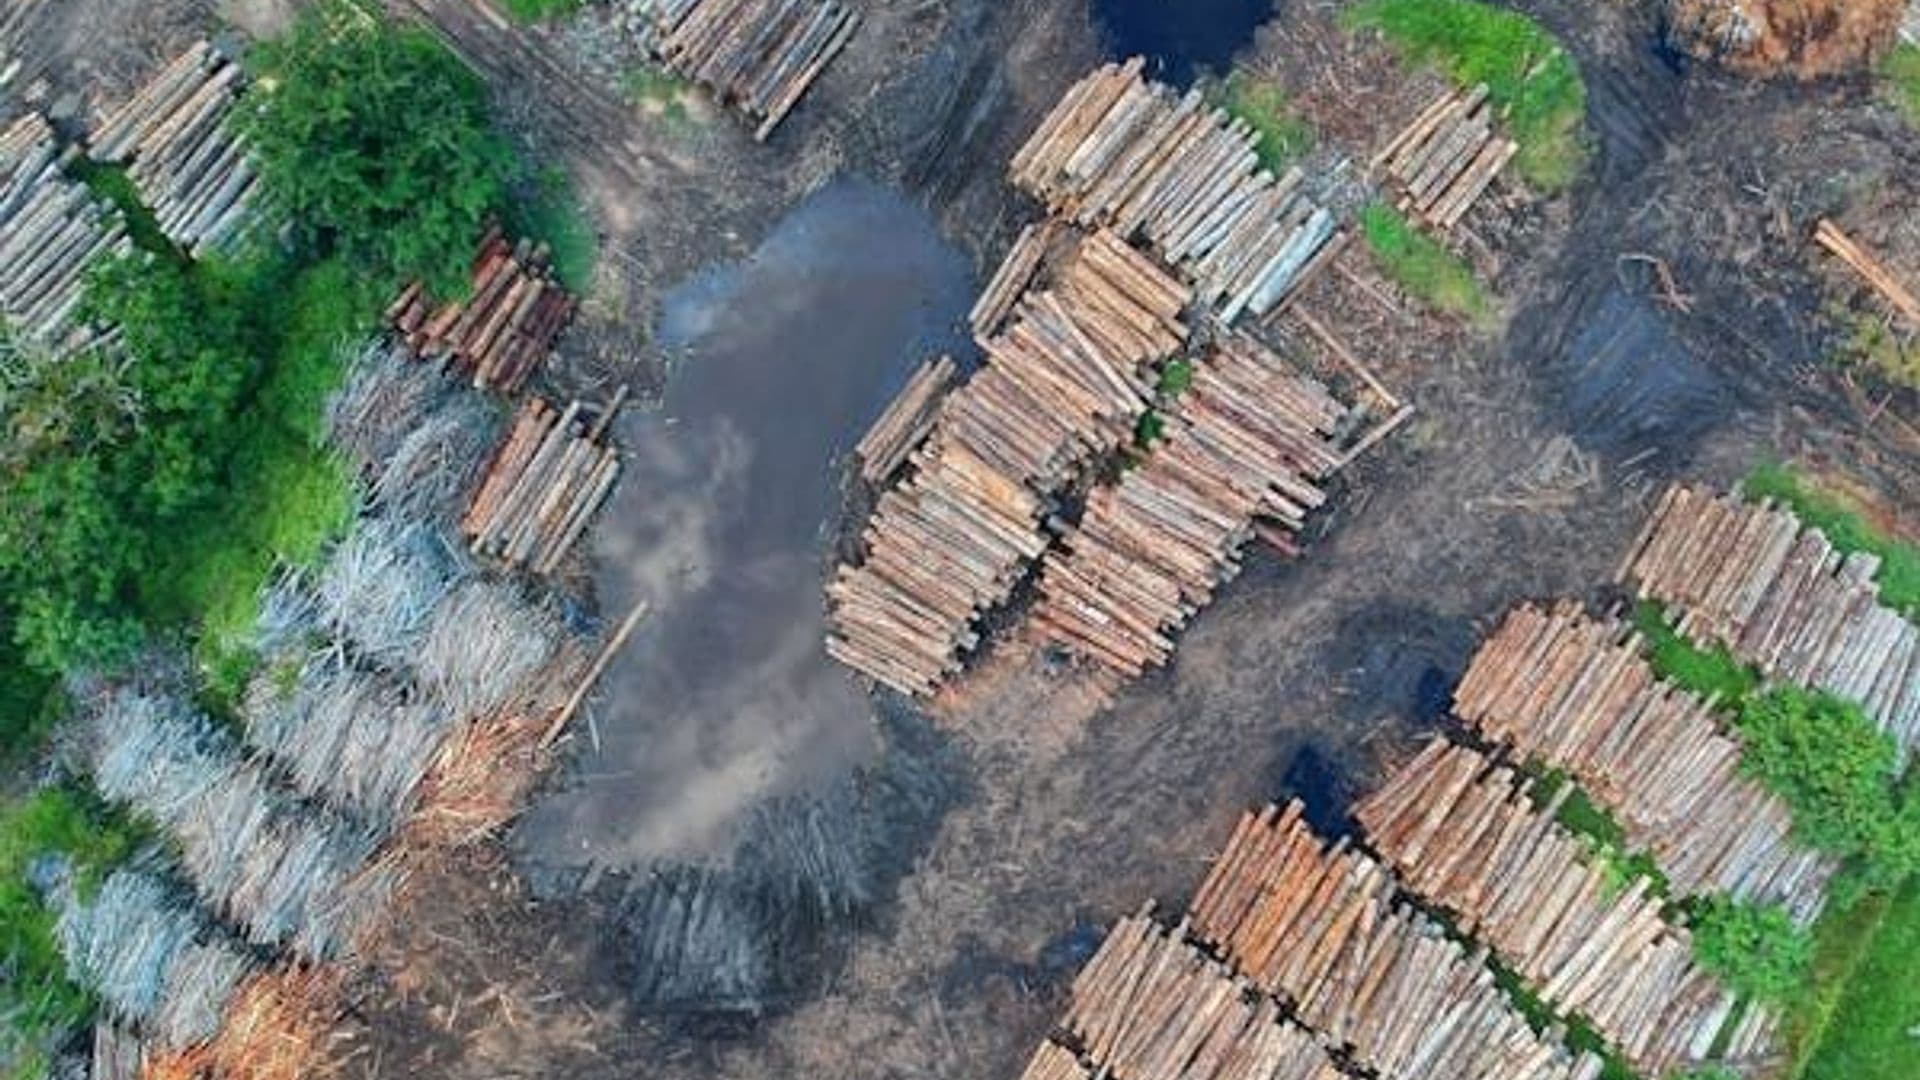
65,160,177,258
1743,464,1920,617
509,166,597,294
1359,203,1492,323
1345,0,1588,190
1632,600,1761,707
1690,894,1814,1003
1884,43,1920,128
1210,72,1314,173
1157,359,1194,397
1135,409,1166,448
241,2,517,296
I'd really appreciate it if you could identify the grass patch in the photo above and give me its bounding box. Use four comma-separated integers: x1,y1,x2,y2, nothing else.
1883,43,1920,128
1209,71,1314,173
1345,0,1589,191
1359,203,1492,323
509,166,598,294
1828,305,1919,390
1529,769,1668,898
0,788,146,1077
1797,880,1920,1079
1743,463,1920,618
494,0,579,23
66,160,179,259
624,64,695,125
1486,945,1638,1080
1631,600,1761,706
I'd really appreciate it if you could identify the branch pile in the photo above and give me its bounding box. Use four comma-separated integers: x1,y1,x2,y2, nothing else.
387,228,577,394
0,114,129,345
615,0,860,140
461,394,623,574
827,229,1189,695
1453,602,1837,922
1011,59,1339,323
88,41,259,256
1375,85,1516,229
1618,485,1920,760
1357,741,1758,1076
1665,0,1906,77
1030,331,1348,678
1187,803,1604,1080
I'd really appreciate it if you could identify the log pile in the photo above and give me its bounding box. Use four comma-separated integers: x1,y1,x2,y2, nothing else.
855,354,957,485
1357,740,1744,1077
1617,485,1920,760
616,0,860,140
1014,1041,1092,1080
971,221,1060,338
1029,331,1348,677
825,230,1190,696
1374,85,1517,229
461,394,623,575
386,229,577,394
1,113,129,344
1187,803,1603,1080
1057,913,1348,1080
1813,217,1920,326
1453,602,1836,922
88,41,259,256
1011,60,1339,324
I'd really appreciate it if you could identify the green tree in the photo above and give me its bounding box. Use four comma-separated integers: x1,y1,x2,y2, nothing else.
240,2,516,295
1690,894,1813,1004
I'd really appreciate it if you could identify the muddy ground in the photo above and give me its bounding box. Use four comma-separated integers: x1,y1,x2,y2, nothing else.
16,0,1920,1077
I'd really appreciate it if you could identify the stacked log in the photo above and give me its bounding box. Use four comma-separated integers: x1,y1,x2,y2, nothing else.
971,221,1060,338
1617,485,1920,761
1,114,130,344
461,394,623,575
386,229,577,394
88,41,258,256
1453,602,1837,923
825,230,1190,695
1374,85,1517,229
1813,218,1920,326
1058,913,1348,1080
1029,331,1348,677
1357,740,1745,1077
1011,59,1339,323
1014,1041,1092,1080
617,0,860,140
1187,803,1603,1080
855,355,957,485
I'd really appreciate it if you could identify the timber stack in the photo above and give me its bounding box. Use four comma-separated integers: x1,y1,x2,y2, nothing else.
855,354,957,485
971,221,1060,337
826,229,1190,696
1374,84,1517,230
1357,740,1753,1077
0,114,130,345
1453,601,1837,922
1011,59,1339,323
1029,331,1349,678
1617,485,1920,760
386,228,577,394
1812,218,1920,326
1053,913,1348,1080
1187,803,1604,1080
615,0,860,140
462,393,624,575
88,41,259,256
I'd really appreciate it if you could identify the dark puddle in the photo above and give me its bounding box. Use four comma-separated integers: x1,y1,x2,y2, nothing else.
1321,603,1476,729
1553,285,1732,462
1091,0,1274,86
514,177,976,874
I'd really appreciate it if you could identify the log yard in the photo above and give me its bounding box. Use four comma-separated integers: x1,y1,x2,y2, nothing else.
0,1,1916,1080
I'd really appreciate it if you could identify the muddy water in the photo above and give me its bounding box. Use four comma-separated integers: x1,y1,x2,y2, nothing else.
1091,0,1275,85
514,178,975,873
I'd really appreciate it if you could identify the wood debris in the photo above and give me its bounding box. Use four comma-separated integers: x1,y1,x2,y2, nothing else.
1618,485,1920,760
1187,803,1604,1080
826,230,1191,696
0,113,130,345
1374,84,1517,230
1358,740,1752,1077
616,0,861,140
386,228,577,394
88,41,259,256
855,354,957,485
1453,601,1838,922
462,393,624,575
1011,59,1339,324
1030,330,1350,678
1813,218,1920,327
1055,913,1347,1080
